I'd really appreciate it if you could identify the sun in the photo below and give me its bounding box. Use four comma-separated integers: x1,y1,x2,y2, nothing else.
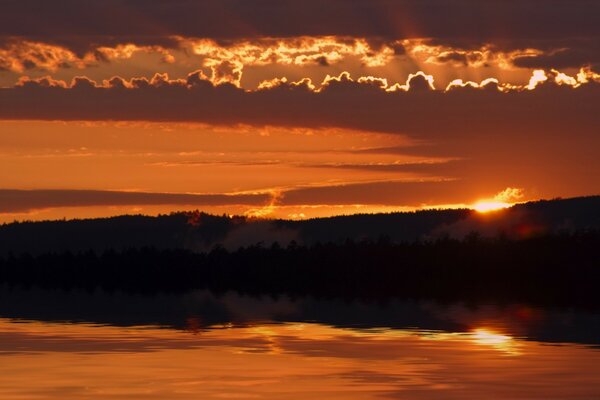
471,187,523,213
472,201,512,213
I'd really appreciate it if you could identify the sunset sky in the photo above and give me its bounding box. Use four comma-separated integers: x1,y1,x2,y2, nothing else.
1,0,599,221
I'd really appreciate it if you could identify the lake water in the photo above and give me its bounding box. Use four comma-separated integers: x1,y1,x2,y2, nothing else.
1,287,599,399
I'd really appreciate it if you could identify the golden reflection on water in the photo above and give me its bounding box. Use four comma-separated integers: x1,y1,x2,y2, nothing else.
0,318,599,399
470,328,520,355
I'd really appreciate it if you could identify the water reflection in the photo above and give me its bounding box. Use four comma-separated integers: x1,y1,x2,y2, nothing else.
0,318,599,399
1,286,599,347
470,328,520,355
1,286,600,398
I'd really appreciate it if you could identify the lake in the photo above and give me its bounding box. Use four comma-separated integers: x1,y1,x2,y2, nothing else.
1,287,599,399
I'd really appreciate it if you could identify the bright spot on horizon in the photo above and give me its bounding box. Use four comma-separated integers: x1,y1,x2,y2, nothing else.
471,328,520,355
472,187,523,213
472,201,512,213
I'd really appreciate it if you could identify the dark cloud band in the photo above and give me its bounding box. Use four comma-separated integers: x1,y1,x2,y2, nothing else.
1,72,598,140
2,0,598,42
0,189,270,213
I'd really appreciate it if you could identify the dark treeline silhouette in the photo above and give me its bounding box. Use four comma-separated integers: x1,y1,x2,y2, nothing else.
1,196,599,255
1,230,599,308
0,212,234,255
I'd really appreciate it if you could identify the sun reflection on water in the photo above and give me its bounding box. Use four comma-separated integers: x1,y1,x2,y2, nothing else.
470,328,521,355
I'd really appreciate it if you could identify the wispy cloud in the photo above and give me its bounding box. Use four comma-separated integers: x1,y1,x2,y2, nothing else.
0,189,271,213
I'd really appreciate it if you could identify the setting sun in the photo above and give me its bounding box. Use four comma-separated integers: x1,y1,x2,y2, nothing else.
472,201,512,213
472,187,524,213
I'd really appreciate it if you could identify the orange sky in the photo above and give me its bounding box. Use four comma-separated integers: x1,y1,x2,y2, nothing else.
1,1,599,221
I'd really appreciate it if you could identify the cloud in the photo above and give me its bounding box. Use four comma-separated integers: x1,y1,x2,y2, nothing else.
1,1,598,72
186,37,396,68
1,69,598,137
509,40,600,70
494,188,525,203
0,41,85,72
0,40,174,72
0,189,271,214
1,1,598,42
1,69,599,203
298,160,460,174
183,37,398,85
279,180,477,207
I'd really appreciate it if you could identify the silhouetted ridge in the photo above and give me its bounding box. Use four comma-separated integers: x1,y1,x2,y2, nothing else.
1,196,599,255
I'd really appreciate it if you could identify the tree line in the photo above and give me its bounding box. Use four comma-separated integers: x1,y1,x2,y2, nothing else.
1,230,599,308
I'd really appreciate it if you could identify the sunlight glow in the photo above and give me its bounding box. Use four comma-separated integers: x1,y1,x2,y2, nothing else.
472,329,511,345
473,187,523,213
472,201,511,213
527,69,548,90
471,328,520,355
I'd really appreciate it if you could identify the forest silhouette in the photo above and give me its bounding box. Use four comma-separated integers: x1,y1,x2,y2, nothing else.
1,196,599,255
1,196,599,307
1,230,599,307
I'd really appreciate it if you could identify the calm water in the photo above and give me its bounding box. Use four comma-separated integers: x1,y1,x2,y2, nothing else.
1,287,599,399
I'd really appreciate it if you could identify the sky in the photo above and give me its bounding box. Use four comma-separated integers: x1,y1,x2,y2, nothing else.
1,0,599,221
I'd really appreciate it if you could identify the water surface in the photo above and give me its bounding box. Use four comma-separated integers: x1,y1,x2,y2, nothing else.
1,288,599,399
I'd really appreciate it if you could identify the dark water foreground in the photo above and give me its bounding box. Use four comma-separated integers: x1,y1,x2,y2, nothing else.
0,286,599,399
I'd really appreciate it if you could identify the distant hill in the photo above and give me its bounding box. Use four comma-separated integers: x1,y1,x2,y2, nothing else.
0,196,599,255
